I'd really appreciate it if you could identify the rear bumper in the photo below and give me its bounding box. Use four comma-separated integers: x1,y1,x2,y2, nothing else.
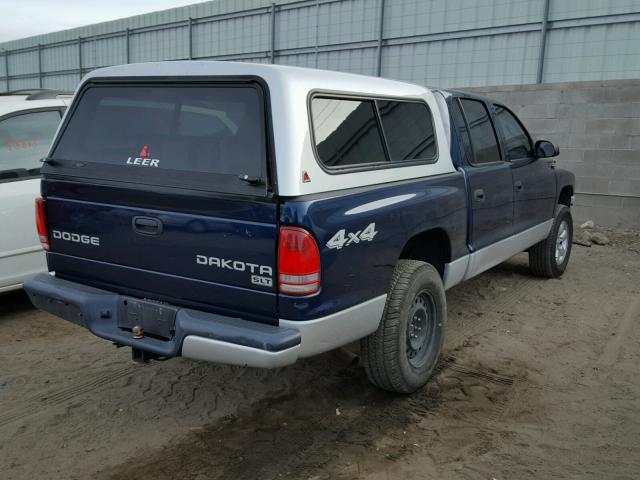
24,273,301,368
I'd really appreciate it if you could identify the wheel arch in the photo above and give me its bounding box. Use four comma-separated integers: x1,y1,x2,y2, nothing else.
558,184,574,207
555,168,575,208
398,228,451,279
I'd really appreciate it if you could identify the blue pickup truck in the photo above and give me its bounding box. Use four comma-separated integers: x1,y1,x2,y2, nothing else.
25,62,574,393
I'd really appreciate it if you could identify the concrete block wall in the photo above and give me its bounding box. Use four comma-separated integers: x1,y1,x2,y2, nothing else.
465,79,640,230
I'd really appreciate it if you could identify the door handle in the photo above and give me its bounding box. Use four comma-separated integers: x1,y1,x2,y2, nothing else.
473,189,485,202
515,181,523,191
132,216,163,235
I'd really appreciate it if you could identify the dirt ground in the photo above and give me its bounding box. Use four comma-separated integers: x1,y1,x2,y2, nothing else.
1,228,639,480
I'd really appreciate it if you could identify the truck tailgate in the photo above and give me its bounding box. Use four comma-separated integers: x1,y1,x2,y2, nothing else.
44,184,278,323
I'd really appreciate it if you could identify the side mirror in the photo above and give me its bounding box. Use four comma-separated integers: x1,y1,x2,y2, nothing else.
535,140,559,158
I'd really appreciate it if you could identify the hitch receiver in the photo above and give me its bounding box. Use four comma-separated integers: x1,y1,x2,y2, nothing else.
131,347,166,364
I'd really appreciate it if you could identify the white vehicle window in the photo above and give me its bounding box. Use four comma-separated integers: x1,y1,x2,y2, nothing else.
0,110,61,181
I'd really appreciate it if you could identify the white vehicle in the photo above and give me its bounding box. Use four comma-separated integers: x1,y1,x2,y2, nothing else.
0,90,70,292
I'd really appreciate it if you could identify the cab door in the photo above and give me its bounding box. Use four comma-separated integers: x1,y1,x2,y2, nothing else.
452,97,514,251
491,104,556,233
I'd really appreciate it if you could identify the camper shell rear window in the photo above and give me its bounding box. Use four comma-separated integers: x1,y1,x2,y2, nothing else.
47,80,270,195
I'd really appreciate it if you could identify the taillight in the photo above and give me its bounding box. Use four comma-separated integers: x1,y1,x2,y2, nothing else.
35,197,49,251
278,226,320,296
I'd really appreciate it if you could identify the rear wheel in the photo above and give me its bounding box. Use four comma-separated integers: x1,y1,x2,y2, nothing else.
529,205,573,278
361,260,446,394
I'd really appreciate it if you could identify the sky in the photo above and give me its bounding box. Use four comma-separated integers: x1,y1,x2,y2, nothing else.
0,0,211,42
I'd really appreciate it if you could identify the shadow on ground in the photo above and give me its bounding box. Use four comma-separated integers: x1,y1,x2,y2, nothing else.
0,290,35,319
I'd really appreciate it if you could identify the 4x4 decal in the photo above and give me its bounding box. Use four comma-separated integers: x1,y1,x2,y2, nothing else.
326,223,378,250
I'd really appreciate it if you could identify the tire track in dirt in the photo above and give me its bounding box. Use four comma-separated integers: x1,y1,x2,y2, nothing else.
422,356,527,473
0,365,138,428
433,354,523,421
446,273,539,349
443,358,516,386
97,354,523,480
440,267,552,444
597,295,640,368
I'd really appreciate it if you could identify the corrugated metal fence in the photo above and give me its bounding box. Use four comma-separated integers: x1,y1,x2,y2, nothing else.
1,0,639,92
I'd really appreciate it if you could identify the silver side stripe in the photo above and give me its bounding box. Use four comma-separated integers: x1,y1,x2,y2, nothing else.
444,220,553,290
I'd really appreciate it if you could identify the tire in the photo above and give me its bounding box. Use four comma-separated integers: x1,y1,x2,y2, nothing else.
360,259,446,394
529,205,573,278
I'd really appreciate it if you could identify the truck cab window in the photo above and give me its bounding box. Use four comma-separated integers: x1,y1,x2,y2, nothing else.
493,105,533,161
459,98,501,165
451,100,473,165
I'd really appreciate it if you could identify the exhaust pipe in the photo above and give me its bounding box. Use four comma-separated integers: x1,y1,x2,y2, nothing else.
335,347,359,367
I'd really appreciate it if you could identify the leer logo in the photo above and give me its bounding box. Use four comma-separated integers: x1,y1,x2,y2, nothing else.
126,145,159,167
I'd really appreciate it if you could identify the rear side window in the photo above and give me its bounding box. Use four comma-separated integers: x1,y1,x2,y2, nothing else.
377,100,436,162
451,100,473,165
0,110,61,181
311,98,387,168
50,84,268,194
310,96,438,171
493,105,533,161
459,98,501,165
